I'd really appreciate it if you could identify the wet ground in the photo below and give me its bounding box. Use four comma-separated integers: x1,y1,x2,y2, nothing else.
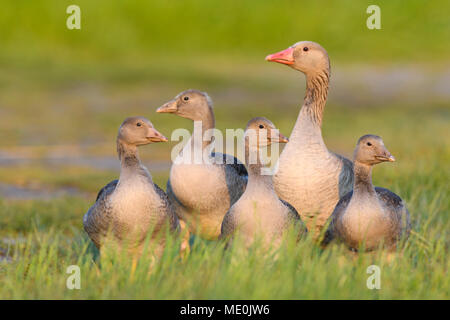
0,66,449,200
0,154,172,200
0,153,171,171
0,182,80,200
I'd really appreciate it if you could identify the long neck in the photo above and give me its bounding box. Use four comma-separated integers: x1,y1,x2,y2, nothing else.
245,140,273,188
117,139,147,179
303,70,330,126
291,69,330,145
190,108,216,150
353,161,376,196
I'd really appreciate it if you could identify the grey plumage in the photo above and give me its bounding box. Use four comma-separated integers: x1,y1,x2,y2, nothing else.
322,135,411,252
323,187,411,251
84,180,117,249
95,179,118,202
157,90,248,240
335,153,355,198
83,117,179,258
212,151,248,204
220,117,306,247
267,41,354,237
212,152,248,178
165,149,247,240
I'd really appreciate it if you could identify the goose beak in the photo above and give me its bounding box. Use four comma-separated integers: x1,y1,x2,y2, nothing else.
156,100,177,113
265,47,295,65
278,132,289,144
269,131,289,144
147,128,168,143
375,152,395,162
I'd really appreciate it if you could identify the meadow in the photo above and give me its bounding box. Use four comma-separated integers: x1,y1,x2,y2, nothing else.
0,0,449,299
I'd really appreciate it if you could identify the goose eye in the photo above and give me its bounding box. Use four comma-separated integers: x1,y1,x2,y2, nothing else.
303,47,309,52
136,122,142,127
367,142,372,146
259,124,264,129
183,96,189,101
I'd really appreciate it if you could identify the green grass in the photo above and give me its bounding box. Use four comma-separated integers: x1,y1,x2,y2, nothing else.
0,70,448,300
0,185,447,299
0,101,448,299
0,0,449,300
1,0,450,87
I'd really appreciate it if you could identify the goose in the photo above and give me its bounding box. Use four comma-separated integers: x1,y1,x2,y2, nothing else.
83,117,179,259
220,117,306,247
322,135,411,251
156,90,248,240
266,41,353,237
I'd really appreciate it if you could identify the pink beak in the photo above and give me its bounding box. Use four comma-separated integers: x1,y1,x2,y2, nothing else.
265,47,295,65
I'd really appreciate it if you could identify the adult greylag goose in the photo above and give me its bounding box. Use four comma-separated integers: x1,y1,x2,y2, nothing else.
220,117,306,247
266,41,353,237
83,117,179,259
157,90,248,240
323,135,411,251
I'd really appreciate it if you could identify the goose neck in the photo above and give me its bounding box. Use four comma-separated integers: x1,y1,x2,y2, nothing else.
190,109,216,150
289,70,329,149
117,139,143,174
245,141,273,188
302,70,330,127
353,161,376,196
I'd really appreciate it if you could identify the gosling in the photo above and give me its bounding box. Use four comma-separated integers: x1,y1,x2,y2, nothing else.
220,117,306,248
157,90,247,240
323,135,411,252
83,117,179,259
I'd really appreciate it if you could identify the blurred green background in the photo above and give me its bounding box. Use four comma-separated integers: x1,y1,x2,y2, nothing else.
0,0,448,192
0,0,448,299
1,0,449,143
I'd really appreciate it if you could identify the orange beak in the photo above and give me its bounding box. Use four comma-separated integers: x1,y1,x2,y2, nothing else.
278,132,289,144
147,127,168,143
265,47,295,65
156,99,177,113
268,130,289,144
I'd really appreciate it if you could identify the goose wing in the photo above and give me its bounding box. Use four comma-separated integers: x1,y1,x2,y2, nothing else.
211,152,248,204
95,179,118,201
280,199,302,222
375,187,411,238
220,208,237,241
332,152,354,198
153,183,180,231
211,152,248,177
280,199,307,240
83,179,118,248
321,190,353,246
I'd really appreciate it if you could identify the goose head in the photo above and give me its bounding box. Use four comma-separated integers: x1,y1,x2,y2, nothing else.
117,117,167,146
354,134,395,166
265,41,330,76
156,89,213,122
245,117,289,149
